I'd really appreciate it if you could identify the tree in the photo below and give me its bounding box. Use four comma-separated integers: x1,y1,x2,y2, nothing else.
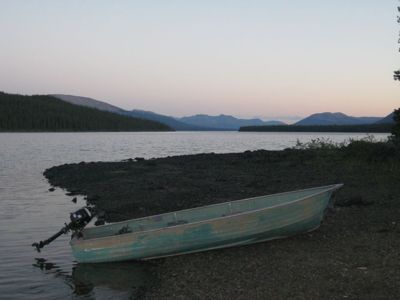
391,109,400,142
395,4,400,80
393,4,400,142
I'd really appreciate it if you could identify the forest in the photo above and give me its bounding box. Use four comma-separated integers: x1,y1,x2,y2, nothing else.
0,92,171,132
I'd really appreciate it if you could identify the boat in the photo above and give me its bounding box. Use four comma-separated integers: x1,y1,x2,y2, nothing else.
71,184,343,263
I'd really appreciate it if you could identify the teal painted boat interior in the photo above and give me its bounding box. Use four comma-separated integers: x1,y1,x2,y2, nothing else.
71,184,343,263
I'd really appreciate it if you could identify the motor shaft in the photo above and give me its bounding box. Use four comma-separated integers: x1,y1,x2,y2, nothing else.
32,224,71,252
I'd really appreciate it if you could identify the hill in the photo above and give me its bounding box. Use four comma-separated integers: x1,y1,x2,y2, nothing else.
179,114,285,130
376,112,395,124
51,94,124,114
52,94,286,131
128,110,212,131
52,94,213,130
295,112,381,126
0,92,171,132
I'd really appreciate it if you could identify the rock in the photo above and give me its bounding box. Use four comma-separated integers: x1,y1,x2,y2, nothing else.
66,190,81,196
48,187,55,192
87,195,100,202
335,195,374,207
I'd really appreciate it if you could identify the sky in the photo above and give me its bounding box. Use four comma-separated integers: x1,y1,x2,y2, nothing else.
0,0,399,121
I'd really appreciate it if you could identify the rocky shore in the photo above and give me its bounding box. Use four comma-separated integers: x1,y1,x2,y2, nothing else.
44,140,400,299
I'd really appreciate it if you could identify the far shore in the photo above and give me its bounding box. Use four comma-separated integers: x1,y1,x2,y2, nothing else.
44,141,400,299
239,123,393,133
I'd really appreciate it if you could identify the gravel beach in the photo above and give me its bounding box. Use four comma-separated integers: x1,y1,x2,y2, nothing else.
44,141,400,299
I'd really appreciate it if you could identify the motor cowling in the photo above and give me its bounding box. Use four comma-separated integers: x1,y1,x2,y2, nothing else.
69,207,93,230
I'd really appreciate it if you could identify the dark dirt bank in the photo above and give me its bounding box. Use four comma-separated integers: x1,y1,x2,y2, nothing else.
44,141,400,299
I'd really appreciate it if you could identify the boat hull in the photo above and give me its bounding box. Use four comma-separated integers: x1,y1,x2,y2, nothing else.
71,184,342,263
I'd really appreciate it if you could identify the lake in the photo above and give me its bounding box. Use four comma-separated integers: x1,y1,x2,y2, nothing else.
0,131,389,299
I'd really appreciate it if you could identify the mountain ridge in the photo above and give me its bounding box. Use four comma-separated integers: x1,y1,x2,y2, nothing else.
51,94,285,130
295,112,382,126
129,110,214,131
178,114,285,130
51,94,392,129
51,94,124,114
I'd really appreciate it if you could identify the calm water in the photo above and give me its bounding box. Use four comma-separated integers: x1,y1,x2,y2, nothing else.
0,132,388,299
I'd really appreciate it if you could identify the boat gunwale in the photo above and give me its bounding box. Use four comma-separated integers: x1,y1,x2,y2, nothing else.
73,183,343,245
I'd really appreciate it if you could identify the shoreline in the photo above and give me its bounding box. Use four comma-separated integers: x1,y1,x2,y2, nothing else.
44,142,400,299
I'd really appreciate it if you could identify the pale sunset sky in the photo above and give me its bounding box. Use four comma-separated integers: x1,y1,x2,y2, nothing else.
0,0,399,121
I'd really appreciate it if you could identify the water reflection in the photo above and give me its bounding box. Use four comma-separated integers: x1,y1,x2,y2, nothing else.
33,258,157,298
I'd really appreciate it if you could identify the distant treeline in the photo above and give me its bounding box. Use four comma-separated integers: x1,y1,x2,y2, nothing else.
239,124,393,133
0,92,171,132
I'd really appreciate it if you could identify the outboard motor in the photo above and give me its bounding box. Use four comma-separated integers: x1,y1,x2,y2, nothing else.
32,206,94,252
